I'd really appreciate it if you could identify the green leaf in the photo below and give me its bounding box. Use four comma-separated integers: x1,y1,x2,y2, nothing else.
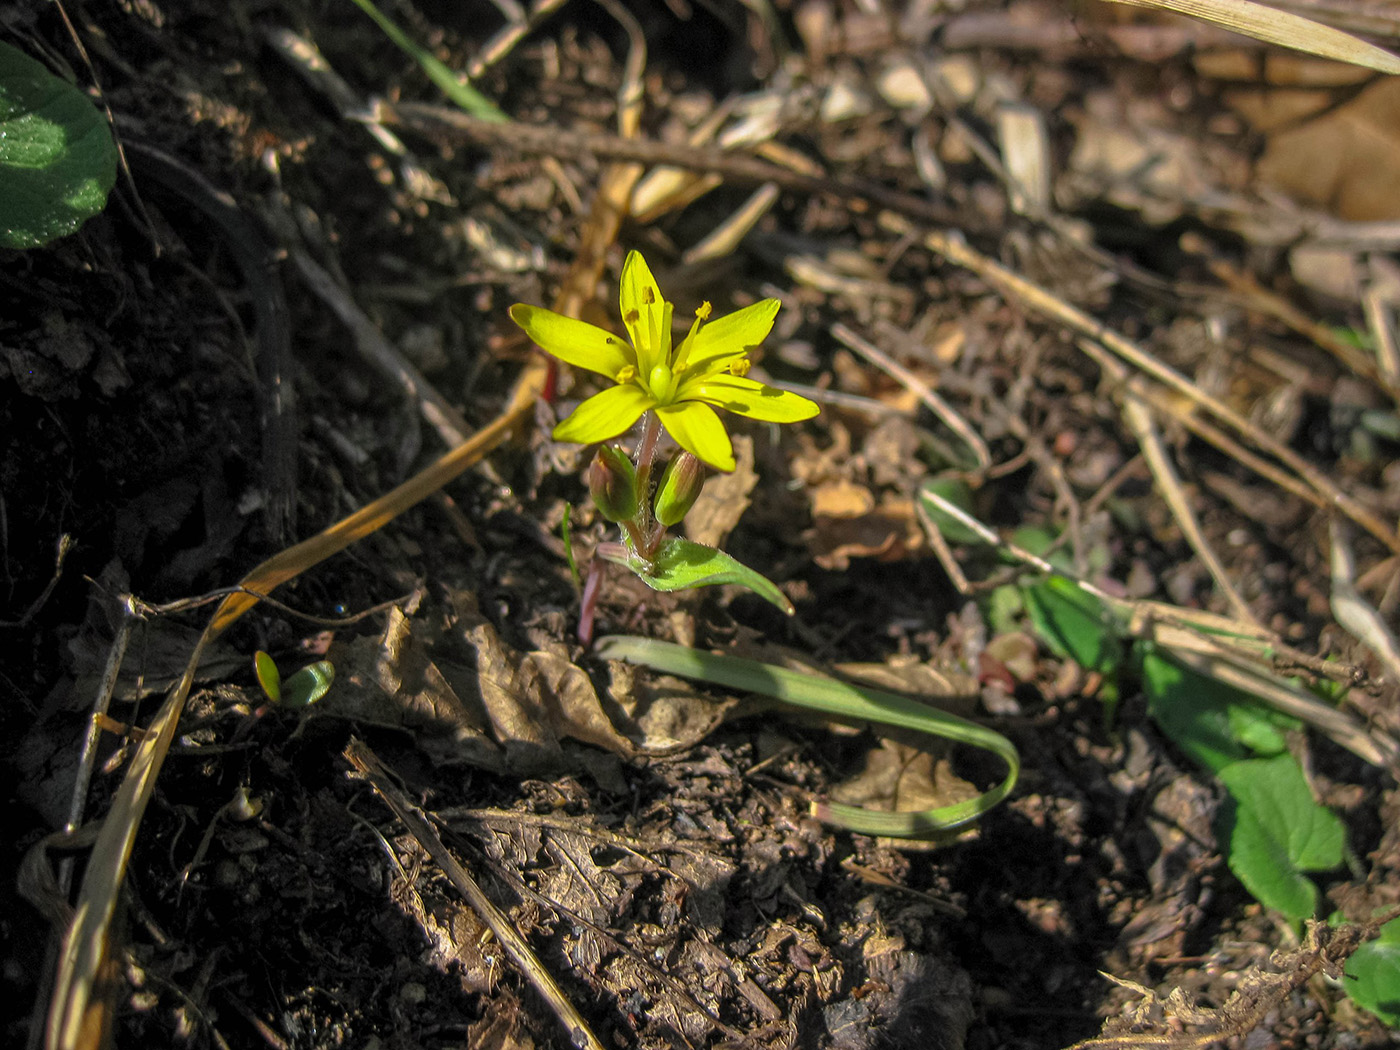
1022,576,1122,675
1344,917,1400,1026
1216,755,1345,919
984,584,1024,637
1218,792,1318,919
278,661,335,707
594,635,1019,838
611,537,794,615
0,41,116,249
1142,649,1295,773
345,0,506,122
254,650,282,703
1143,648,1345,920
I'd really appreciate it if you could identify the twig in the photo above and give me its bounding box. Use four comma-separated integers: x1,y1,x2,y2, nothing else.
831,322,992,472
1330,522,1400,682
0,534,73,628
467,0,570,80
125,141,298,543
1180,232,1395,398
1110,357,1261,627
887,216,1400,556
383,103,974,231
290,249,474,448
344,739,608,1050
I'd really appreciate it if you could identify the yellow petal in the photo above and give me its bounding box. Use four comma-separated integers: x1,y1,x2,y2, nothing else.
656,401,736,472
619,251,667,379
682,299,781,373
554,384,655,445
510,304,632,378
685,374,820,423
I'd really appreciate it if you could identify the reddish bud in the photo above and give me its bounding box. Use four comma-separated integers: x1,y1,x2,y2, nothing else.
653,451,706,527
587,445,639,522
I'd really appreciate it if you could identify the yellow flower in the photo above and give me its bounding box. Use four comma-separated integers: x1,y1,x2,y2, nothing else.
509,251,818,472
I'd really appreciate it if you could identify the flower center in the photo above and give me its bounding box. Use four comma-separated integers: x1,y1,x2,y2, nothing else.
648,362,677,403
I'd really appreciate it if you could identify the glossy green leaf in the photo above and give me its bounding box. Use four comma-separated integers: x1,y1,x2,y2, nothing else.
0,41,116,249
254,650,282,703
1344,917,1400,1026
608,537,794,615
278,661,335,707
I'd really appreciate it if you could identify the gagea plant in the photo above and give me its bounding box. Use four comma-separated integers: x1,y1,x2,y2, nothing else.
510,251,818,637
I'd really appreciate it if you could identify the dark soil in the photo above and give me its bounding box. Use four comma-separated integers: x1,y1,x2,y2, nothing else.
4,2,1399,1049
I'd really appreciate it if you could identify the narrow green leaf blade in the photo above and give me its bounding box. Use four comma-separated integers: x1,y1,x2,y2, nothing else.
594,635,1020,838
629,537,794,615
0,41,116,249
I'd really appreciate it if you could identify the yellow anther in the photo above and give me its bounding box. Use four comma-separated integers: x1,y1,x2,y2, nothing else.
615,365,637,384
695,301,712,321
728,357,751,377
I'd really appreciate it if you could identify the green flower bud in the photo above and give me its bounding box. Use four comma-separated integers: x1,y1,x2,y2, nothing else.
587,445,639,522
653,451,706,527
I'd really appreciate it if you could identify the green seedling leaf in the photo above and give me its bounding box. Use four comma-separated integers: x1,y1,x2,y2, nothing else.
1144,649,1344,921
1010,525,1058,557
917,478,985,545
985,584,1025,637
1216,754,1345,919
0,41,117,249
610,537,794,616
254,651,334,707
1023,575,1122,676
279,660,335,707
346,0,506,122
254,650,282,703
1344,916,1400,1026
1142,648,1296,772
594,635,1019,838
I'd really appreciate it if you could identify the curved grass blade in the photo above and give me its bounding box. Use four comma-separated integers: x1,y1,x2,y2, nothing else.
594,635,1019,837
